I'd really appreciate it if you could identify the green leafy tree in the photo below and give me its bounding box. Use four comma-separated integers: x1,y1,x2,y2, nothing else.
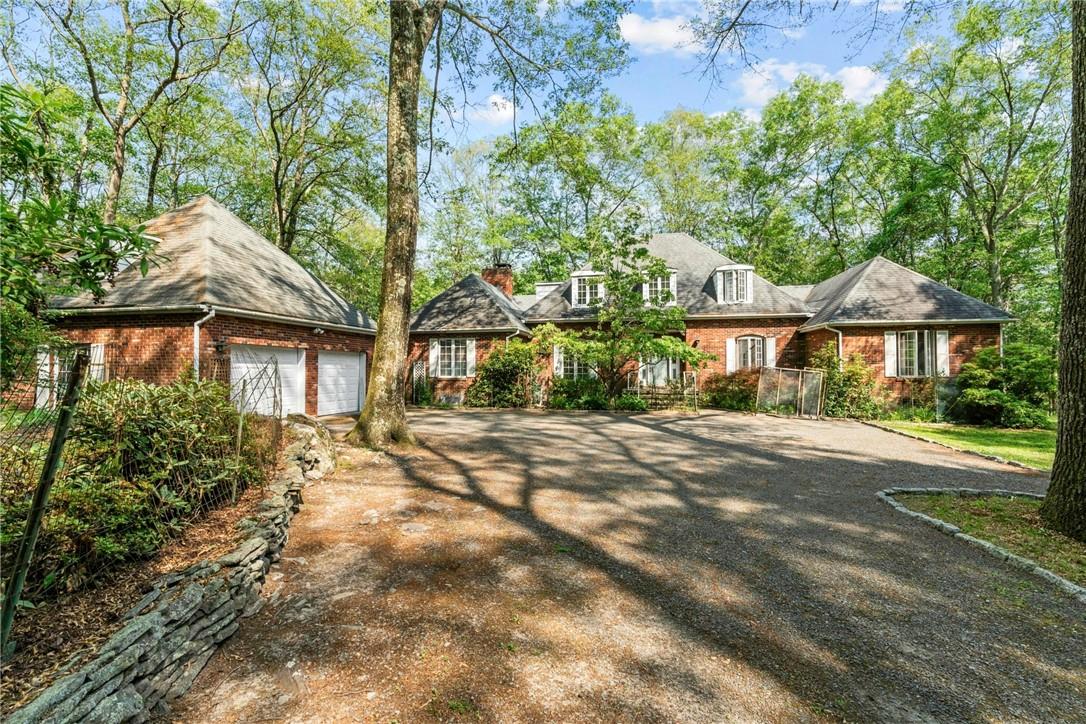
809,342,883,419
533,214,712,404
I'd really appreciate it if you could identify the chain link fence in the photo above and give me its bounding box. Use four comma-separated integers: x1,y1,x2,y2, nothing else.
756,366,825,417
0,342,283,655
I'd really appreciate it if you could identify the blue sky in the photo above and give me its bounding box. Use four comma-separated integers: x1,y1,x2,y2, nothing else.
450,0,942,140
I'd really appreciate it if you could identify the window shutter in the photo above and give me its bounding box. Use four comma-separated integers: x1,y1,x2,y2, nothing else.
745,271,754,303
670,358,679,379
883,332,897,378
725,337,736,374
428,340,439,377
89,343,106,381
716,271,724,304
669,273,678,305
465,339,476,377
553,345,564,376
935,330,950,377
765,336,776,368
35,349,51,408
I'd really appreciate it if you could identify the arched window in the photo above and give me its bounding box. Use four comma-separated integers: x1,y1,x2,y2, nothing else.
736,336,765,369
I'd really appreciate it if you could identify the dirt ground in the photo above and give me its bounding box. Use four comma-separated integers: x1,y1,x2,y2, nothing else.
170,410,1085,723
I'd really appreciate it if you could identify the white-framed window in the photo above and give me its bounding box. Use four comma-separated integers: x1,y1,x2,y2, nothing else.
644,271,677,307
639,357,678,386
716,265,754,304
429,338,476,378
553,346,595,379
573,274,603,308
736,336,764,369
885,330,945,378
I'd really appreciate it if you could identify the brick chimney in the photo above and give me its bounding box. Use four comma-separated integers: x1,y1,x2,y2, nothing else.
481,263,513,297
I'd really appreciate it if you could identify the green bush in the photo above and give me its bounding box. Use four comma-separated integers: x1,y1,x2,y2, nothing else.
702,369,758,411
547,376,608,410
465,340,538,408
612,393,648,412
413,376,434,406
952,344,1055,428
0,375,275,596
809,342,883,419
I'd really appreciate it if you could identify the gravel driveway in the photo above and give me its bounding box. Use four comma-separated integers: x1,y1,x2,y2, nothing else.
172,410,1085,723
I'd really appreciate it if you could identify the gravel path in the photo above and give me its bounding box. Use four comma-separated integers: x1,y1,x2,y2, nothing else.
171,410,1085,723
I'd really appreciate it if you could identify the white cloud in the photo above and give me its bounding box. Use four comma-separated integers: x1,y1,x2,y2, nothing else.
834,65,888,103
619,12,699,56
736,59,887,113
467,94,515,125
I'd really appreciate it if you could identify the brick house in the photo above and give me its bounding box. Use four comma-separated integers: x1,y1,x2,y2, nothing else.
48,196,376,417
409,233,1011,404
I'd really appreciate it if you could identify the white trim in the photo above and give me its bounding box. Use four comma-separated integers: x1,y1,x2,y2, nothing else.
53,304,377,336
553,345,563,375
89,343,107,382
725,337,736,374
935,330,950,376
765,336,776,367
570,270,604,277
431,337,475,379
801,318,1011,332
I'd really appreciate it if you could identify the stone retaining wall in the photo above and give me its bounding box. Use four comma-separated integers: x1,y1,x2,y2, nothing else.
10,416,336,723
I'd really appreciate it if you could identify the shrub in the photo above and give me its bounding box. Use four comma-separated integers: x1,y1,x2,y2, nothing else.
413,376,434,406
809,342,883,419
0,375,274,596
701,369,758,411
465,340,538,408
547,376,608,410
952,344,1055,428
612,393,648,412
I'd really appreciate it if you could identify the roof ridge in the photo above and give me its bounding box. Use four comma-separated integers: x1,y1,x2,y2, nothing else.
471,273,527,330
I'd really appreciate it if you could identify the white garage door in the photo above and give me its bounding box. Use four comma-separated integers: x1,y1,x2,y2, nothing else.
317,351,365,416
230,344,306,416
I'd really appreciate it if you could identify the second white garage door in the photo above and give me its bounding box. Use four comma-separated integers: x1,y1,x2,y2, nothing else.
317,351,365,416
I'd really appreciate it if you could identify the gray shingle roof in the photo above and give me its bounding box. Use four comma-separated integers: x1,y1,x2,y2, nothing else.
800,256,1012,329
411,274,529,333
50,195,375,332
524,232,811,320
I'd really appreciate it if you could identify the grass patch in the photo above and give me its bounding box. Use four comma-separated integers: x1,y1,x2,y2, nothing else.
897,493,1085,586
879,421,1055,470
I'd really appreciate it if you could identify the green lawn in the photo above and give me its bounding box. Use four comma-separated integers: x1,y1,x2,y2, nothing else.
898,494,1085,586
879,421,1055,471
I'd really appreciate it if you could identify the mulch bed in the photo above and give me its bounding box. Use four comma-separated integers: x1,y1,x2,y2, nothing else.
0,484,268,715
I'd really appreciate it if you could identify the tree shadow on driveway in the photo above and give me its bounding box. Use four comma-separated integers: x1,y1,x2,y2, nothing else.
393,409,1084,722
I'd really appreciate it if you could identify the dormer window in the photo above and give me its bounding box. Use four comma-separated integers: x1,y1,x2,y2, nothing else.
644,271,678,307
716,264,754,304
572,273,603,308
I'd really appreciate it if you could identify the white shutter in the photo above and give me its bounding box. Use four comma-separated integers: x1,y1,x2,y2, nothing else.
725,337,736,374
745,271,754,303
884,332,897,378
765,336,776,368
935,330,950,377
669,358,680,379
716,271,724,304
428,340,439,377
553,345,564,377
35,350,51,408
89,343,106,381
465,339,476,377
669,272,678,305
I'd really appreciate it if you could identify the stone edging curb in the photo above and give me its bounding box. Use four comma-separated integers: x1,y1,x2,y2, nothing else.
861,421,1048,474
877,487,1085,605
10,416,337,724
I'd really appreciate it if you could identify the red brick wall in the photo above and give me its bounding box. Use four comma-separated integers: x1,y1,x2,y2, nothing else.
54,313,374,416
684,318,805,375
406,333,503,402
826,324,1002,398
55,314,197,384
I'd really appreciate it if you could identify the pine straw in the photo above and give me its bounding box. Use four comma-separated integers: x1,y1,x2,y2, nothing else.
0,483,268,715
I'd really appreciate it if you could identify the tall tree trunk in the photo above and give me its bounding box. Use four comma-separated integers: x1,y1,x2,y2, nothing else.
145,138,163,218
1041,2,1086,542
349,0,442,448
103,130,127,224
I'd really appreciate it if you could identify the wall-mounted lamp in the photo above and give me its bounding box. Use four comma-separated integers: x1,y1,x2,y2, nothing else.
312,327,325,335
213,339,227,354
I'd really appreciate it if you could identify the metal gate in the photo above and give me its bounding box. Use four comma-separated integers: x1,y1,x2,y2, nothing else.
756,367,825,417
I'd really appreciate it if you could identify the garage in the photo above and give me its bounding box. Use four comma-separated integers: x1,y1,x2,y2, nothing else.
230,344,306,416
317,350,366,416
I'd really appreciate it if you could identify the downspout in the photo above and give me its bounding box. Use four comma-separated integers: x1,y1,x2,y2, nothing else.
193,306,216,377
825,326,845,371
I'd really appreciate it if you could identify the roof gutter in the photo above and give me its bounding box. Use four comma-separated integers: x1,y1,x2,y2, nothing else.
799,318,1013,332
48,304,376,335
193,306,215,377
